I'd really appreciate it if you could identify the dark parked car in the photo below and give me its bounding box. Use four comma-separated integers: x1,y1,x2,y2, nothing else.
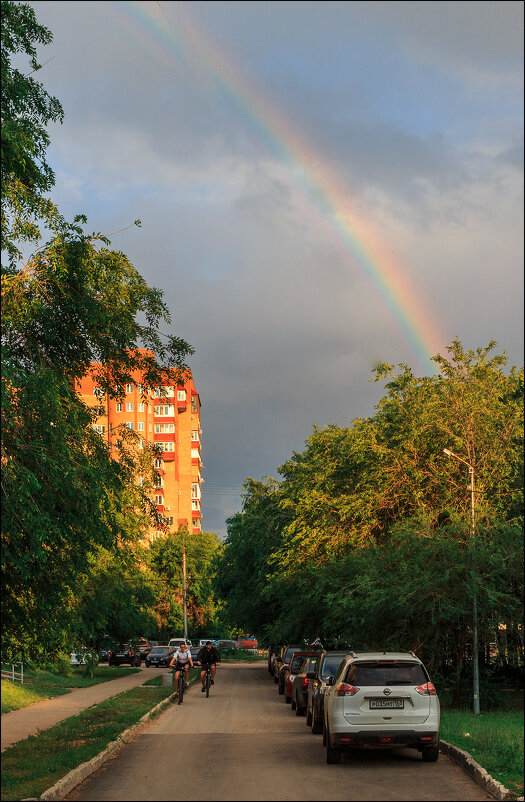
145,646,172,667
274,645,303,691
212,639,237,651
291,653,321,715
108,643,141,667
306,651,347,733
137,638,152,662
284,652,316,703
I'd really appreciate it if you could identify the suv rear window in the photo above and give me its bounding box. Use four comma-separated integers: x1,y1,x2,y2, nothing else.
345,661,427,686
291,655,305,672
321,654,347,679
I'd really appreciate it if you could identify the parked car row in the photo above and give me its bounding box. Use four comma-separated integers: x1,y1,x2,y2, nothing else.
269,644,441,765
85,635,252,670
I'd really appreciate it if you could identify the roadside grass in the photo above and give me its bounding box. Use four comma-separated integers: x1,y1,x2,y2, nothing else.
221,649,266,661
1,666,141,714
440,708,524,798
1,669,198,802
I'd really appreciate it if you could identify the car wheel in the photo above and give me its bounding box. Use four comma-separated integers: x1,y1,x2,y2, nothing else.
278,682,284,695
421,745,439,762
296,704,303,716
306,709,312,727
285,694,291,704
326,726,342,764
274,675,279,684
312,714,323,734
291,697,296,710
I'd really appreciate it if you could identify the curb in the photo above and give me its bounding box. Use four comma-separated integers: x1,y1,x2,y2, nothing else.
29,675,196,802
440,740,518,801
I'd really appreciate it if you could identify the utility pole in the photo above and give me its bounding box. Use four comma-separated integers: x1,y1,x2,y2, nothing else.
443,448,480,714
182,544,188,641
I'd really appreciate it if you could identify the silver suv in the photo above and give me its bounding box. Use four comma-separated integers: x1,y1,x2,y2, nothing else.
323,651,440,764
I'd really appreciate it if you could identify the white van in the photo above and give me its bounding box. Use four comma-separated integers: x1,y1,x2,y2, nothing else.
168,637,192,651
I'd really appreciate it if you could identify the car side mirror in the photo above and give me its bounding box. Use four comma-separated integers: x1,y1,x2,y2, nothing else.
306,671,316,680
326,676,336,686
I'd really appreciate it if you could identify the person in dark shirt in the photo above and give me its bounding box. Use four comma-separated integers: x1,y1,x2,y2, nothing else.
196,641,220,692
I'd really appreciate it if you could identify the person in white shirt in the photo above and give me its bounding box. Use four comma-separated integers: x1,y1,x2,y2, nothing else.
169,643,193,693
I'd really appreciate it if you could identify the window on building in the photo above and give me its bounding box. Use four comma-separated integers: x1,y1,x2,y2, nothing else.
191,396,198,412
138,477,144,487
191,483,199,499
93,387,105,399
157,442,175,452
137,421,144,432
138,439,144,449
126,383,133,394
154,475,163,488
116,403,122,412
177,389,186,401
126,421,133,430
126,402,133,412
155,494,163,505
165,516,174,526
137,384,144,394
191,448,200,459
154,458,164,469
191,430,199,441
94,405,105,416
192,500,200,511
166,386,175,397
154,405,175,416
138,402,144,412
155,423,175,433
93,424,106,435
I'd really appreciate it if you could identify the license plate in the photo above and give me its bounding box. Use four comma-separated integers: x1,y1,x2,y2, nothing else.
369,699,404,709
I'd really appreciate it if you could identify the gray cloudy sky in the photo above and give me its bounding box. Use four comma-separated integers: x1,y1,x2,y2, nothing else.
31,1,523,535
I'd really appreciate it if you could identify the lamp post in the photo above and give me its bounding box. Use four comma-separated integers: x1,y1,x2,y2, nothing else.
182,544,188,641
443,448,480,715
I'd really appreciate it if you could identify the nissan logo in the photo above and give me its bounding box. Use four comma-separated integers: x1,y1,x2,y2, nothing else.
383,688,392,696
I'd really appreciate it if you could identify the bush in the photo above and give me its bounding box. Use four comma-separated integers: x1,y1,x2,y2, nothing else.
41,653,72,677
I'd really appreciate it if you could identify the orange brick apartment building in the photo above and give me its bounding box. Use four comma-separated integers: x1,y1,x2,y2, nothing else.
76,362,202,542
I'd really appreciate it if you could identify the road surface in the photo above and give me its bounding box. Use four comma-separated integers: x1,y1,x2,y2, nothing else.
67,661,492,801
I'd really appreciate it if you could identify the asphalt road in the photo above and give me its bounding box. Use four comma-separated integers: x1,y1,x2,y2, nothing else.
67,662,492,801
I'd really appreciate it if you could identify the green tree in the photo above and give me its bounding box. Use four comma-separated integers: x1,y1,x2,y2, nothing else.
147,529,223,639
1,0,64,266
1,2,194,659
214,477,291,638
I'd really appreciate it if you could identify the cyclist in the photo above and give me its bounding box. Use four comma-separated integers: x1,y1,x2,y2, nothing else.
169,643,193,694
196,641,220,692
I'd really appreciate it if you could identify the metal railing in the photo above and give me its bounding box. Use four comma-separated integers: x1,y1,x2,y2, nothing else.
1,663,24,684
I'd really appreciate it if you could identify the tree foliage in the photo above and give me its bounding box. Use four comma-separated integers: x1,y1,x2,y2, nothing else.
1,0,64,265
215,339,524,700
0,2,194,659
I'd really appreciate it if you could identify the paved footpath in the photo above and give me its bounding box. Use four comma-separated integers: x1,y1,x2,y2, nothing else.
1,666,167,752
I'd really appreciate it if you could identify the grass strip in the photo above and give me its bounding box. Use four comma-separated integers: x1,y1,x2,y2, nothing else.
1,667,141,714
220,649,266,662
1,668,198,802
440,709,524,797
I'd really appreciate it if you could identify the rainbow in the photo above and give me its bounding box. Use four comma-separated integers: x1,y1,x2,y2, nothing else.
107,0,443,374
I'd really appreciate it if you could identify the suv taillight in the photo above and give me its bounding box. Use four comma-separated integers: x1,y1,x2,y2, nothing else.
302,677,310,687
128,649,133,657
337,683,359,696
416,682,436,695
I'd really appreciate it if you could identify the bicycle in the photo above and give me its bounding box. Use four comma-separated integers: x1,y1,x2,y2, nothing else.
173,665,189,705
204,665,212,698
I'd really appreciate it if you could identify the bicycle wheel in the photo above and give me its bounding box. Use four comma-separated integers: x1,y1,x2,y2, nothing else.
205,670,210,698
178,672,184,704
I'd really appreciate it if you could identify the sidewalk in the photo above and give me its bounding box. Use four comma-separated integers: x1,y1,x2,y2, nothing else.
1,667,166,752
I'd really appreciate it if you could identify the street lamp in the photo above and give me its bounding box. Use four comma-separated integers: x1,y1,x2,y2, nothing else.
443,448,480,714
